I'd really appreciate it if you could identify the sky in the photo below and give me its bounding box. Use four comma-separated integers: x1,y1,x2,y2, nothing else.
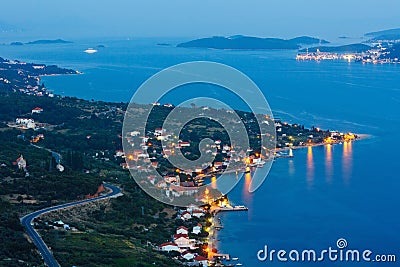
1,0,400,41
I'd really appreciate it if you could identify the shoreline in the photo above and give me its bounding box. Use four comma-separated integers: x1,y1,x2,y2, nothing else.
275,133,371,153
208,134,370,265
196,133,370,182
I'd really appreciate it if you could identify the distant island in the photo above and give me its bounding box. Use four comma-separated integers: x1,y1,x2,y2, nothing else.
365,28,400,42
365,28,400,37
10,41,24,46
300,43,371,53
177,35,329,50
26,39,72,45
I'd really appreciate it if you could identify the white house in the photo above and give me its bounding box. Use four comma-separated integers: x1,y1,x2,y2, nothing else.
180,211,192,220
174,234,190,248
129,131,140,136
115,150,125,157
31,107,43,114
159,242,179,252
192,224,202,235
165,175,178,184
16,118,36,129
56,164,65,172
182,251,195,260
154,128,166,136
194,255,208,267
222,145,231,151
192,209,205,218
54,220,65,226
179,141,191,147
156,181,167,189
16,155,27,170
176,226,189,235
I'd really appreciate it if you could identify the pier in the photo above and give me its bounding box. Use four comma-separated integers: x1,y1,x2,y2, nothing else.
211,205,248,215
213,253,230,261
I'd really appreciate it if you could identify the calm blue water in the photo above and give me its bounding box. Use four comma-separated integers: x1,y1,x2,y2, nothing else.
1,39,398,266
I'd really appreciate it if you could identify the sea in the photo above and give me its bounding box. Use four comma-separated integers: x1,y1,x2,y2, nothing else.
1,37,399,266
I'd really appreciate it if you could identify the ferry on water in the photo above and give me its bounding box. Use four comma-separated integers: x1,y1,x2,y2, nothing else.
84,48,98,54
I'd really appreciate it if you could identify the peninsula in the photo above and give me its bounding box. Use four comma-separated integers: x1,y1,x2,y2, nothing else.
0,56,79,96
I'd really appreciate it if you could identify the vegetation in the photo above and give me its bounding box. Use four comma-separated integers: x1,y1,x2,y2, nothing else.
0,91,181,266
0,200,42,266
177,35,329,50
0,85,331,266
42,231,178,267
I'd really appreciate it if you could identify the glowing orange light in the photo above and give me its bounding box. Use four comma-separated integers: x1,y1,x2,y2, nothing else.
324,137,334,144
343,133,356,142
211,176,217,189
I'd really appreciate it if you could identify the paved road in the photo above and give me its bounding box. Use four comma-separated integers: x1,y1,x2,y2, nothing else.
20,183,122,267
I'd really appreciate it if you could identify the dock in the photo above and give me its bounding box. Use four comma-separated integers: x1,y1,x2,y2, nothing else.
211,206,248,215
213,253,230,261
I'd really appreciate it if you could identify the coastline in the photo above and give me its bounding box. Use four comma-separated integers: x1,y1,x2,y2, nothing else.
2,53,376,266
275,133,371,153
208,134,370,265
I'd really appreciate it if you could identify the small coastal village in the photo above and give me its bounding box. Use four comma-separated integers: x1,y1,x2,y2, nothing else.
296,39,400,64
0,55,364,266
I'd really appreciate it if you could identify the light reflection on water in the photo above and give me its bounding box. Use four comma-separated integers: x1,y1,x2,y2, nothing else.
288,159,295,176
306,146,314,187
342,141,353,184
325,144,333,183
242,172,253,219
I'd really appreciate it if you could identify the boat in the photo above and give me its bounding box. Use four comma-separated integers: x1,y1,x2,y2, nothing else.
236,264,243,266
232,257,239,260
84,48,98,54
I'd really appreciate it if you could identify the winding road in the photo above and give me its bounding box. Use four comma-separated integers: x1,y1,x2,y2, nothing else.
20,183,122,267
